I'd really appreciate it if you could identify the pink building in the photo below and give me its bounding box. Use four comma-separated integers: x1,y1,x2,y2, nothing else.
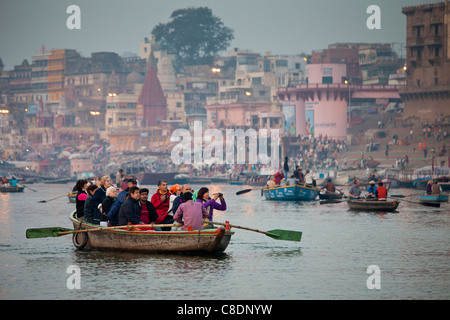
278,63,401,140
279,63,348,139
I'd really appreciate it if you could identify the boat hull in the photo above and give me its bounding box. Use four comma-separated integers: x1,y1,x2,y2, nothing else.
318,191,343,200
263,184,319,201
69,212,233,253
0,186,24,192
347,199,399,211
418,194,449,203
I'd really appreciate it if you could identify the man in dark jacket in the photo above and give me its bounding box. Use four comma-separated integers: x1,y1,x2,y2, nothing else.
118,186,141,225
107,179,137,226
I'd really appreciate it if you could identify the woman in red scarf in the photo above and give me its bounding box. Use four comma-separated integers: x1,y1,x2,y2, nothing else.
150,180,173,229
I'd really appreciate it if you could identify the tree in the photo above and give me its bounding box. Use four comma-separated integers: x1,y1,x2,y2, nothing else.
152,7,234,67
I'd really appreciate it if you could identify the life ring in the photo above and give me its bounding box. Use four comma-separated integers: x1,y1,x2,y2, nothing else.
72,232,88,249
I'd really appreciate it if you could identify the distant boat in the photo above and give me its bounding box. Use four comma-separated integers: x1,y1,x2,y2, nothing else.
228,181,244,185
347,199,399,212
135,172,177,185
43,177,76,184
437,182,450,191
263,184,319,201
418,194,449,204
389,178,415,188
0,185,25,192
318,190,344,200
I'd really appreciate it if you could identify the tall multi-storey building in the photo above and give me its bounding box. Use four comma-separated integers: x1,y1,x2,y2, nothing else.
359,44,405,85
400,1,450,124
31,46,50,104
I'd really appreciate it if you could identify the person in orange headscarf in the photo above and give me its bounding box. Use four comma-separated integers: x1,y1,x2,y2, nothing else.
169,184,182,214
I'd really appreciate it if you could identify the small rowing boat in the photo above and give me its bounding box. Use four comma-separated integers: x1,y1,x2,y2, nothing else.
263,184,319,201
67,191,77,203
418,194,449,204
347,199,399,211
318,190,344,200
69,211,234,253
0,185,25,192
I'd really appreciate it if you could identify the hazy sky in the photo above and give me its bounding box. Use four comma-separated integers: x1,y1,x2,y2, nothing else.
0,0,439,69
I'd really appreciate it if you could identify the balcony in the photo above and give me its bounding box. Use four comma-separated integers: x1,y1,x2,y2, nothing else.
408,37,424,47
425,35,443,45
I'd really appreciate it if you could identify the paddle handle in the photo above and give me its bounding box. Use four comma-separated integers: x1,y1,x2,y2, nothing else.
39,193,69,203
204,220,276,237
58,223,183,236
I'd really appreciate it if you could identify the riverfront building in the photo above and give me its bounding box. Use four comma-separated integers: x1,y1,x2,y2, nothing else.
400,1,450,125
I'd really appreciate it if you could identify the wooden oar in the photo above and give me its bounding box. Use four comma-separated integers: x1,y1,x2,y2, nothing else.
387,196,440,208
319,199,346,205
22,184,38,192
236,187,265,196
38,193,70,203
26,223,183,239
204,220,302,242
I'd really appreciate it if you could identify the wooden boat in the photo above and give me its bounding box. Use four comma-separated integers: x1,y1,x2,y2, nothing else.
43,177,75,184
0,185,25,192
418,194,449,204
69,211,234,253
437,182,450,191
228,181,244,185
318,190,344,200
347,199,399,211
389,178,415,189
263,184,319,201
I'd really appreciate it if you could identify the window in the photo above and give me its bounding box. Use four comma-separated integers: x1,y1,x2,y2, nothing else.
276,60,288,67
322,77,333,84
323,68,332,75
252,77,262,85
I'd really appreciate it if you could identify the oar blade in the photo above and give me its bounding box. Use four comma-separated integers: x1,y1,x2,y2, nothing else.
236,189,252,195
320,199,344,205
26,227,73,239
267,229,302,242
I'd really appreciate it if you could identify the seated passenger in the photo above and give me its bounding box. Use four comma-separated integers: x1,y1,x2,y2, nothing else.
118,186,141,226
375,182,388,200
174,192,208,231
366,181,378,198
84,184,99,224
348,180,362,200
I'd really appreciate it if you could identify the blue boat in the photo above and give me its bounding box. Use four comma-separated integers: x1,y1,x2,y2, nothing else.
418,194,449,203
263,184,319,201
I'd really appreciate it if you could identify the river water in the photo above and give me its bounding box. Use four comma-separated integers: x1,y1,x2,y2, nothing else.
0,182,449,300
